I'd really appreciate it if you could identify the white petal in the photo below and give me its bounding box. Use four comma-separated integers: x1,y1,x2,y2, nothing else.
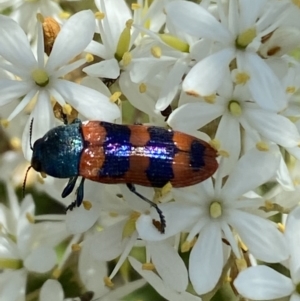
285,206,300,282
166,1,231,43
83,58,120,79
228,210,288,262
234,266,294,299
183,48,236,96
89,220,125,261
0,14,36,69
53,79,120,121
245,108,300,147
78,237,108,294
222,146,280,201
0,236,19,259
215,113,240,177
129,257,201,301
148,242,188,292
47,10,95,71
40,280,64,301
24,246,57,273
136,203,198,241
168,102,224,132
81,76,111,97
189,223,223,294
156,59,188,111
0,269,27,301
238,52,286,111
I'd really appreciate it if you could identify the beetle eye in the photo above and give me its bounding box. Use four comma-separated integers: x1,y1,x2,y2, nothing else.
31,158,42,172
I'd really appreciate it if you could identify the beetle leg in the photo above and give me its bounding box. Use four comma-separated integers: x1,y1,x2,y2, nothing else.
126,183,166,234
65,178,85,212
61,176,78,198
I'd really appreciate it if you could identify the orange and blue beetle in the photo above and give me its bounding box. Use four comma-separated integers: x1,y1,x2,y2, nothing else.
28,118,218,233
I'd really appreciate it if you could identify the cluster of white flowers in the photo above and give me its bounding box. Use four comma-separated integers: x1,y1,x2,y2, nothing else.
1,0,300,300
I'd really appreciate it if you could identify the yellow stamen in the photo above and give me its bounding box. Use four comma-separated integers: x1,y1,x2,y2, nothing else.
110,92,122,103
58,11,71,20
235,72,250,85
85,53,94,63
0,259,23,270
62,104,72,116
10,137,21,150
204,94,216,104
210,139,221,150
1,119,9,128
181,240,192,253
151,46,162,58
83,200,92,210
292,0,300,8
26,213,35,224
218,150,230,158
71,244,82,251
142,262,155,270
256,141,269,151
95,12,105,20
52,267,62,279
131,3,141,9
115,20,132,61
139,83,147,93
109,211,119,217
286,86,296,94
122,211,141,238
36,13,44,23
104,276,114,287
277,223,285,233
209,201,222,218
235,258,247,272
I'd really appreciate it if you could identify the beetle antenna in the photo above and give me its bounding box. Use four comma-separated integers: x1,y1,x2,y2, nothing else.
29,118,34,150
23,165,32,198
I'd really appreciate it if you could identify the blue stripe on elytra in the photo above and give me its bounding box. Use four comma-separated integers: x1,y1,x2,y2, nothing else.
99,122,131,177
190,140,205,171
145,127,177,187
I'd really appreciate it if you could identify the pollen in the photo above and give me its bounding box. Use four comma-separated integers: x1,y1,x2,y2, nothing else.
151,46,162,58
159,34,189,53
95,11,105,20
42,17,60,56
122,52,132,66
104,276,114,288
10,137,21,150
83,200,92,210
293,0,300,8
1,119,9,128
204,94,216,104
31,69,49,87
235,72,250,85
131,3,141,9
277,223,285,233
286,86,296,94
139,83,147,93
52,267,62,279
209,201,222,219
26,213,35,224
228,100,242,117
235,258,247,272
85,53,94,63
71,243,82,251
181,240,192,253
256,141,269,151
236,27,257,49
142,262,155,270
110,91,122,103
62,104,72,115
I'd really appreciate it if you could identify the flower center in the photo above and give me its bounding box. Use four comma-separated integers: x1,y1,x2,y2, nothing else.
236,28,256,49
209,201,222,219
31,69,49,87
228,100,242,116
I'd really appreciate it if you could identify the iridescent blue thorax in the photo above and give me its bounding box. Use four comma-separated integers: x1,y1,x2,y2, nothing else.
31,123,84,178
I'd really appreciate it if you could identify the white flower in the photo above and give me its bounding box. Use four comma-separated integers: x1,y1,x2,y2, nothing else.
234,205,300,300
136,147,288,295
165,0,291,111
0,11,120,160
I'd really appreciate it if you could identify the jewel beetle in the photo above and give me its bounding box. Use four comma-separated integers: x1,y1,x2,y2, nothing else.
25,119,218,233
